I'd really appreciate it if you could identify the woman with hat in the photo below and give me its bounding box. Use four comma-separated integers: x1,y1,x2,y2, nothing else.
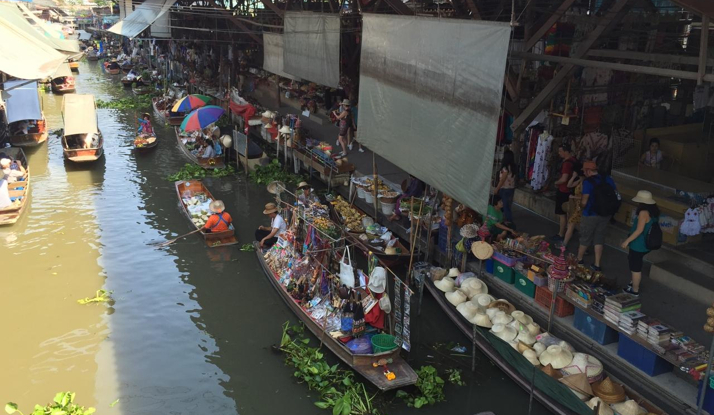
296,182,319,206
332,99,356,157
255,202,287,248
202,200,232,233
137,113,154,138
620,190,659,297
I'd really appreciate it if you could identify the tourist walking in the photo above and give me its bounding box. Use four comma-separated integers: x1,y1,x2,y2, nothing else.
620,190,660,297
553,144,578,242
577,160,620,271
563,169,584,248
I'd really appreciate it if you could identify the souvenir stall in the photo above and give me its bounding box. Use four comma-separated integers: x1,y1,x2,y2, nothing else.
253,196,418,390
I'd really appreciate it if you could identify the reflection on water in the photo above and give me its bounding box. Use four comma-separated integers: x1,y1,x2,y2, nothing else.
1,61,550,415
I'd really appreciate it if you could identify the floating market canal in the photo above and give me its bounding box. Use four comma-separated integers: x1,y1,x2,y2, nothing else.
0,60,551,415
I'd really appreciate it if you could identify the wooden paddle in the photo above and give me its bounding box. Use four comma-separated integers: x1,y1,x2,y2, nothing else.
153,229,202,247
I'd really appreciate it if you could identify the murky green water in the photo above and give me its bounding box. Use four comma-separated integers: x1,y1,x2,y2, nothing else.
0,61,550,415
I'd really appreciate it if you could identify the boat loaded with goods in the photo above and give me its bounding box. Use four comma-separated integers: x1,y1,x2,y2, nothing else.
175,179,238,247
0,148,30,226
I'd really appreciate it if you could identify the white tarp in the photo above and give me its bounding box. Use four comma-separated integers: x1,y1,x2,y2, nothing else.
283,12,340,88
3,80,42,124
16,3,80,53
77,30,92,41
52,63,72,79
263,33,299,81
109,0,175,39
63,94,98,136
357,15,511,214
0,4,66,80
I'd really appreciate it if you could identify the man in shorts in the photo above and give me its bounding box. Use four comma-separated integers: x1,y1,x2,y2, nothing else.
577,160,617,271
553,144,577,242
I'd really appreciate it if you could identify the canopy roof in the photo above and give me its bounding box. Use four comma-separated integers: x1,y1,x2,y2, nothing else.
15,3,80,53
0,4,66,79
3,80,42,124
63,94,98,136
52,62,72,79
108,0,175,39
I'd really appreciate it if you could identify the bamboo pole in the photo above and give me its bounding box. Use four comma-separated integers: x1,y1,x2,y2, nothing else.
406,197,424,285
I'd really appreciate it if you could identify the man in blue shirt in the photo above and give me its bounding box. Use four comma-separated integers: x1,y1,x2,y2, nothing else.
577,160,618,271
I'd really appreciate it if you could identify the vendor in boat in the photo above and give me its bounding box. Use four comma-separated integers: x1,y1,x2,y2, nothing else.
296,182,319,206
0,170,12,209
255,202,286,248
0,158,25,183
137,113,154,137
199,138,216,159
202,200,232,233
388,174,425,222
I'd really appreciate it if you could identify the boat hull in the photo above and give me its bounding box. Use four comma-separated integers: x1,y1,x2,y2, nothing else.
52,84,76,94
174,127,226,170
174,180,238,247
8,131,48,147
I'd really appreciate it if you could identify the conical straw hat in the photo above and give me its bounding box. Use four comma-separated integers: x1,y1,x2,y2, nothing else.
592,377,626,404
540,363,563,380
559,373,593,398
586,397,614,415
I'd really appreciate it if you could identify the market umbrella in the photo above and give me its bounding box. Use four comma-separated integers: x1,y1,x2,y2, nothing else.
171,94,212,113
180,105,225,131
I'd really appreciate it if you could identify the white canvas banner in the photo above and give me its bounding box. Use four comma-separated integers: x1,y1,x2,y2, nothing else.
282,12,340,88
263,33,299,81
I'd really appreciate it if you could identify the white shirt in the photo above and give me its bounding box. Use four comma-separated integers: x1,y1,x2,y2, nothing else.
271,214,286,236
201,144,216,159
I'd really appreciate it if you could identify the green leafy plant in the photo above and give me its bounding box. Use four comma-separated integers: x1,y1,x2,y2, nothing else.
445,368,465,386
249,159,304,186
166,164,235,181
395,366,445,408
6,392,95,415
77,289,113,305
278,323,379,415
240,243,255,251
96,94,156,110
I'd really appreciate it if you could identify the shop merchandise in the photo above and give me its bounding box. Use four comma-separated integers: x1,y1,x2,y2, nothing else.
611,400,646,415
592,377,626,404
559,373,593,400
538,345,574,369
680,207,701,236
587,397,615,415
531,132,554,190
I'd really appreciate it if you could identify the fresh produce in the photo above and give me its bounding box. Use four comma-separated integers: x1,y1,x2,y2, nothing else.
167,163,235,181
364,178,391,193
311,216,341,239
248,158,304,185
332,196,364,232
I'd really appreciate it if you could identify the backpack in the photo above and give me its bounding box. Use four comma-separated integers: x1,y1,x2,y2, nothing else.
645,219,663,250
588,176,621,216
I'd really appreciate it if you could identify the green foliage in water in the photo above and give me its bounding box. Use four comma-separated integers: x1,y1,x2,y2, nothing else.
96,94,155,110
167,164,236,181
240,243,255,252
279,323,379,415
77,289,113,305
249,159,303,185
445,368,465,386
395,365,446,408
5,392,95,415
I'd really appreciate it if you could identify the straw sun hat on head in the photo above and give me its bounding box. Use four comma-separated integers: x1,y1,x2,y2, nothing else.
209,200,225,213
632,190,656,205
263,202,278,215
341,99,351,106
297,181,310,190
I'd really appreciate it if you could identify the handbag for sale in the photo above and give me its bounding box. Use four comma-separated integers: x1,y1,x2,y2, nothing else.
339,247,356,288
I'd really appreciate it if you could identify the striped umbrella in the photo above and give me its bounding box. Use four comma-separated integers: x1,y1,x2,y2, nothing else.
171,94,212,113
180,106,225,131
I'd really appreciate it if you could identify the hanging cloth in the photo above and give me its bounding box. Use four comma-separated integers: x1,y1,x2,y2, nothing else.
530,133,553,191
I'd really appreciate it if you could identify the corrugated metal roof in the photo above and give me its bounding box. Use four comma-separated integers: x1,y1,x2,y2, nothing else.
108,0,175,39
672,0,714,18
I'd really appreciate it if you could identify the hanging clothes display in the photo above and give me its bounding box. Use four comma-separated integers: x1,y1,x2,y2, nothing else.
530,132,554,191
701,197,714,234
580,132,609,163
680,208,702,236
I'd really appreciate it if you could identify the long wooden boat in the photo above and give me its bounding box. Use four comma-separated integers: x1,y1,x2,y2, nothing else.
132,85,153,96
174,127,226,170
0,148,30,226
152,97,184,125
69,61,79,72
424,279,666,415
121,77,142,88
254,240,418,390
329,202,411,267
61,94,104,163
104,61,121,75
51,77,75,94
3,80,49,147
133,135,158,152
174,180,237,247
86,54,99,61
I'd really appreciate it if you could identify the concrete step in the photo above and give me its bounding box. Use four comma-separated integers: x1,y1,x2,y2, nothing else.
650,260,714,305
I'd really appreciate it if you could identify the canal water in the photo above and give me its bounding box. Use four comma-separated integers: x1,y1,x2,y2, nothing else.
0,61,550,415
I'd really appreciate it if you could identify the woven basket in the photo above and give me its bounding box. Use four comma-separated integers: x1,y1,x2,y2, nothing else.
548,277,572,293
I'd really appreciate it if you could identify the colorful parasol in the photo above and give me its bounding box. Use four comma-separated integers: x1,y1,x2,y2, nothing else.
171,94,212,113
180,106,225,131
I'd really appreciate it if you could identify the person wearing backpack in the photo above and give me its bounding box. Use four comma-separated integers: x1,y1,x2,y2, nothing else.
620,190,660,297
577,160,620,271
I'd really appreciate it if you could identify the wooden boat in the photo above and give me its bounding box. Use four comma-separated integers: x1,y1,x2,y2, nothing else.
121,64,133,73
69,61,79,72
152,97,185,126
104,61,121,75
424,279,667,415
61,94,104,162
233,131,268,173
4,80,49,147
133,135,158,152
132,84,153,95
174,180,238,247
329,202,411,266
0,148,30,226
254,240,418,390
174,127,226,170
50,63,75,94
121,77,140,87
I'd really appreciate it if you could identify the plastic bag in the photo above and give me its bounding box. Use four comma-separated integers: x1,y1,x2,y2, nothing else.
339,247,356,288
379,295,392,313
456,237,467,253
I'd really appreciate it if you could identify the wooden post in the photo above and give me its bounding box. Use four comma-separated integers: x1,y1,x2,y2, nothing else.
244,133,249,177
407,197,424,285
699,15,710,86
372,152,378,219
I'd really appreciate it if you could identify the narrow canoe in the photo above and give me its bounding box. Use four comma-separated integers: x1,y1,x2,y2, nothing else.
253,240,418,390
133,136,158,152
0,148,30,226
132,85,153,95
174,127,225,170
8,116,49,147
174,180,237,247
51,79,76,94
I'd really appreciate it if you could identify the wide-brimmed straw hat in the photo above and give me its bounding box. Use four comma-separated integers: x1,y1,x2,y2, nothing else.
209,200,225,213
446,289,468,306
516,330,537,346
591,377,626,404
533,342,546,357
472,293,496,309
523,349,541,366
341,99,351,106
447,267,460,278
460,278,488,299
559,373,593,401
263,202,278,215
511,311,534,327
434,277,456,293
562,353,604,383
471,240,494,260
490,323,517,342
457,301,479,320
470,312,492,328
488,299,516,315
540,364,563,380
611,400,646,415
526,322,541,337
632,190,656,205
297,181,310,190
460,223,479,238
142,112,151,119
586,397,614,415
0,158,11,168
538,345,574,369
492,311,514,325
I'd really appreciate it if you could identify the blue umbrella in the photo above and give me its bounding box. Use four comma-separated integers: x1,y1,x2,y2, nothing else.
180,106,225,131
